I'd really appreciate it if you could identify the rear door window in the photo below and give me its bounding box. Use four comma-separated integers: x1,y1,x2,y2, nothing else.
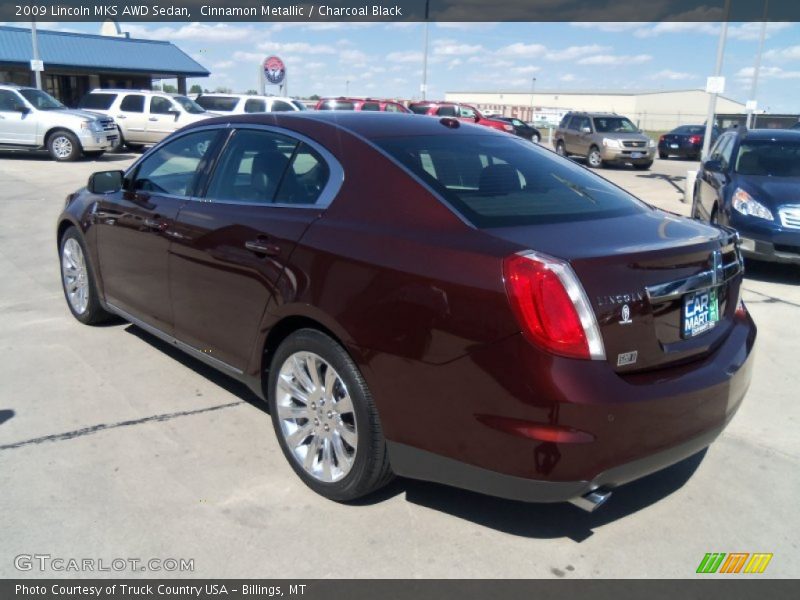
244,98,267,113
119,94,145,113
195,96,239,112
375,134,646,227
360,102,381,111
436,105,457,117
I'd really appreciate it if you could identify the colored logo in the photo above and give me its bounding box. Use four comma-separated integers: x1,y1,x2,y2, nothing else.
263,56,286,85
696,553,773,574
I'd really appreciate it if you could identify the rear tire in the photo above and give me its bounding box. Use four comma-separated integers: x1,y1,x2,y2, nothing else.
125,143,145,152
659,151,668,159
110,127,125,153
59,227,113,325
48,131,81,162
532,133,541,144
268,328,393,502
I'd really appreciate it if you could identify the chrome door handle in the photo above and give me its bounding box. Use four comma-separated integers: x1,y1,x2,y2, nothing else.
148,117,158,121
116,114,126,119
245,240,281,256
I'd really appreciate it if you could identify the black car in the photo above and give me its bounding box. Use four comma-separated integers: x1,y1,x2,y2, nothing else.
658,125,720,160
693,128,800,264
493,116,541,142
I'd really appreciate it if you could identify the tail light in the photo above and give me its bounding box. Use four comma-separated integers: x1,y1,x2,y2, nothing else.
688,135,702,145
735,298,748,319
503,251,605,360
659,135,665,142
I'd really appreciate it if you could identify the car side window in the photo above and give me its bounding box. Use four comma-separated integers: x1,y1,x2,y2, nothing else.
576,117,591,131
710,135,733,167
361,102,381,111
274,143,330,205
204,129,297,204
384,103,403,113
131,130,219,197
0,90,22,111
459,106,476,118
244,98,266,113
271,100,295,112
119,94,145,113
436,105,457,117
150,96,175,115
719,137,736,169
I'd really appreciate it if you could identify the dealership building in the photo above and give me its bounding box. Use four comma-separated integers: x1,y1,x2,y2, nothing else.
445,89,747,131
0,25,209,107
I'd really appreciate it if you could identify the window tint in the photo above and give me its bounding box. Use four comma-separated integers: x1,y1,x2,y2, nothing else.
132,130,218,197
274,144,330,205
120,94,145,113
574,116,592,131
436,105,457,117
459,106,476,118
384,102,404,113
196,96,239,112
0,90,22,111
361,102,381,111
244,98,266,113
375,134,646,227
409,104,432,115
271,100,295,112
150,96,175,114
735,141,800,177
593,117,637,133
710,135,733,167
78,93,116,110
205,129,297,204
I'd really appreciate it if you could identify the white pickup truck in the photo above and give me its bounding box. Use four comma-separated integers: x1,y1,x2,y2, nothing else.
0,84,117,161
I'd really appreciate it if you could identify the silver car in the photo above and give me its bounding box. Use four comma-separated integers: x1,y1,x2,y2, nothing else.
0,85,117,161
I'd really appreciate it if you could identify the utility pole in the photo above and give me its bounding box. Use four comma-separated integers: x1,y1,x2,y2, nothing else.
420,0,430,100
30,20,42,89
701,0,732,160
530,77,536,121
746,0,769,129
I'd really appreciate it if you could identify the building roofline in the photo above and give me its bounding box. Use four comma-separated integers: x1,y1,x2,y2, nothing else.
0,24,172,46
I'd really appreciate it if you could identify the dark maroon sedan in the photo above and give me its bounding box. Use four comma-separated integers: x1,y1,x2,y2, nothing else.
57,112,755,511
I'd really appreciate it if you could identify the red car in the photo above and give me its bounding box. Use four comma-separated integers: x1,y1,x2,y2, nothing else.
57,113,755,511
314,97,410,113
409,101,516,135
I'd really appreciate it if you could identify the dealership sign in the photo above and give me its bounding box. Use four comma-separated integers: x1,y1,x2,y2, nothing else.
263,56,286,85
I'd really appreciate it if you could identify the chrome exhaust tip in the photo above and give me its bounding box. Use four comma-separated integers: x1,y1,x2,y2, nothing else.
569,488,612,512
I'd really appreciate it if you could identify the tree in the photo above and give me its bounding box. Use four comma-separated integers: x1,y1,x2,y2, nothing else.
189,84,203,94
213,86,233,94
308,94,321,101
161,84,177,93
245,89,258,95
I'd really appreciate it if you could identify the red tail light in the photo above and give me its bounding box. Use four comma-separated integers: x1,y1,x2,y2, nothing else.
659,135,665,142
688,135,702,145
503,251,605,360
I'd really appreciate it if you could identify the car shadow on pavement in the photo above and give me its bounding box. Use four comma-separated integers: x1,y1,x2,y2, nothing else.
0,409,14,426
356,450,707,542
635,172,686,195
123,324,267,413
0,151,138,162
743,260,800,286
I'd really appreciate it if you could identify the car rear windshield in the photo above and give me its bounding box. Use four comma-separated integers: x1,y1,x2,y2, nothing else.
735,141,800,177
320,101,355,110
78,93,116,110
195,96,239,112
375,134,647,227
592,117,638,133
673,125,705,134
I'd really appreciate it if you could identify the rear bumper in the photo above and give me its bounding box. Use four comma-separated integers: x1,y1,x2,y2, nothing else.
658,142,701,157
378,314,755,504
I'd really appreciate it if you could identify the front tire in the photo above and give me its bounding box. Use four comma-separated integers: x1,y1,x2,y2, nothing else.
59,227,113,325
532,133,541,144
556,140,566,156
587,146,603,168
268,329,393,502
48,131,81,162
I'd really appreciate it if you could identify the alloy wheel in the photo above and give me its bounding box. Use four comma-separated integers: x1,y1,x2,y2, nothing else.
275,351,358,483
61,238,89,314
588,148,602,168
52,135,73,159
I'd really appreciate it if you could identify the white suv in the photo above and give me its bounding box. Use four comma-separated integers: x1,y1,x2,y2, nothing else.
0,84,117,161
193,94,307,115
78,89,215,150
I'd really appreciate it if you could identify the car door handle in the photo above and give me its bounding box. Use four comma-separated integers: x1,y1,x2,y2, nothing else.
148,117,158,121
116,114,126,119
245,239,281,256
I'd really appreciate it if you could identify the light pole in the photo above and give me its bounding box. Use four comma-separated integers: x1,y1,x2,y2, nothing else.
421,0,430,100
30,20,42,90
530,77,536,122
746,0,769,129
702,0,732,160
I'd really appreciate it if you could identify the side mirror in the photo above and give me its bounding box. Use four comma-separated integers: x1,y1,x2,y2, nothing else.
88,170,124,194
473,114,480,122
580,126,591,133
704,159,723,173
168,109,181,120
13,103,29,114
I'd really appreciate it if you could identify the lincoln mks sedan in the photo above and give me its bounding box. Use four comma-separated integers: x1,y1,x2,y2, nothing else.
57,112,756,511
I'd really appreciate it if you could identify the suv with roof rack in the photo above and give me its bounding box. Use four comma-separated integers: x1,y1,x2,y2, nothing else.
194,93,307,114
0,84,117,161
314,97,410,113
553,111,655,170
78,88,215,151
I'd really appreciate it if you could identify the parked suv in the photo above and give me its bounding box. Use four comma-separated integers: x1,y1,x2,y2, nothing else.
553,111,655,170
314,97,410,112
408,101,516,135
78,89,214,150
0,84,116,161
194,94,307,114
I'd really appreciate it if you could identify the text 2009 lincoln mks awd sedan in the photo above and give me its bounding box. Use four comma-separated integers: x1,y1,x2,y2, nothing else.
57,112,755,511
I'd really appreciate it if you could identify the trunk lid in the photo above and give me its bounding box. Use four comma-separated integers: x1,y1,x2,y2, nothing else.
490,210,743,372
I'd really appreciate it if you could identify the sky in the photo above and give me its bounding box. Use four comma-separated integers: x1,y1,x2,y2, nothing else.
21,20,800,112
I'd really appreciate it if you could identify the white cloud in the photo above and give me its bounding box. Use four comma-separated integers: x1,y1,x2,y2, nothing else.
436,22,499,31
736,66,800,80
211,60,234,70
338,49,369,66
125,22,255,42
578,54,652,66
764,44,800,62
432,39,484,56
496,42,548,58
545,44,611,61
632,21,790,40
571,22,646,32
386,50,423,64
257,41,336,55
511,66,541,75
559,74,577,82
649,69,696,80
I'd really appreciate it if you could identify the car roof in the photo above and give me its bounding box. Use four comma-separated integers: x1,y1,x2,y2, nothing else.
199,93,298,102
739,128,800,142
185,111,503,140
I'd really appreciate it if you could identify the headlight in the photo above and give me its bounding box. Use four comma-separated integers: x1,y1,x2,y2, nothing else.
732,188,774,221
648,138,656,147
602,138,622,149
80,120,103,132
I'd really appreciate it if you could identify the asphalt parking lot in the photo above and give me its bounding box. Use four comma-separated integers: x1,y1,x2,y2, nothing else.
0,149,798,579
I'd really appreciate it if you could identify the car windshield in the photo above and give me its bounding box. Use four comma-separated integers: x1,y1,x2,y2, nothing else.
18,89,64,110
735,141,800,177
593,117,638,133
173,95,206,114
375,134,647,227
290,100,308,111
